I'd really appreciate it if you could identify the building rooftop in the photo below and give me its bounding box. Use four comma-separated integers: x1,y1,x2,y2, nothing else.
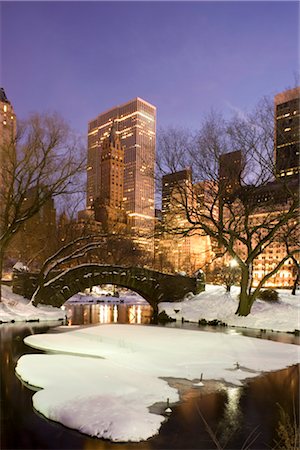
274,86,300,105
0,88,11,104
89,96,156,125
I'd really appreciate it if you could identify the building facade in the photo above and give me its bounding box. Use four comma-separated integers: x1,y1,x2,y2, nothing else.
275,87,300,178
87,97,156,255
93,124,126,228
158,156,298,287
0,88,16,227
158,169,214,274
219,150,242,200
0,88,16,156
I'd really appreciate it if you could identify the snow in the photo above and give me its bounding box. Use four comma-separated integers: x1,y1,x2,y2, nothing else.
13,261,29,272
66,289,146,305
0,285,66,323
1,283,299,332
159,285,300,333
16,324,300,442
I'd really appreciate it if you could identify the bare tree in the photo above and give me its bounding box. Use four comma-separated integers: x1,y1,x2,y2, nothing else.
0,113,86,299
157,99,299,316
280,221,300,295
206,263,241,293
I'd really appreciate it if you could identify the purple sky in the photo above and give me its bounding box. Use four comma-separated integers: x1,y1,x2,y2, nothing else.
1,1,299,136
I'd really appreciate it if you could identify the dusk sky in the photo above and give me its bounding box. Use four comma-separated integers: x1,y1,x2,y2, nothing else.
1,1,299,136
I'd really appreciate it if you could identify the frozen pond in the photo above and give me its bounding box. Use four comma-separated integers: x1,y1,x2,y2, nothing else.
1,315,299,449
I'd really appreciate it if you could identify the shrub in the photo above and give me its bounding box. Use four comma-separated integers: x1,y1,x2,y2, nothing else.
157,311,176,323
257,289,279,302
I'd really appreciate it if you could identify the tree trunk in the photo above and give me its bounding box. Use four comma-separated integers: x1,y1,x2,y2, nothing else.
235,267,255,316
235,291,252,316
0,248,4,302
292,272,299,296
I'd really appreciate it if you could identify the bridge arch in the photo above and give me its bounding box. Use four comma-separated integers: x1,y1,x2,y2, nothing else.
15,264,205,312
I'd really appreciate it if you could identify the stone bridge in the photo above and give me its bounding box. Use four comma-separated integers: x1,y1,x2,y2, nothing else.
13,264,205,313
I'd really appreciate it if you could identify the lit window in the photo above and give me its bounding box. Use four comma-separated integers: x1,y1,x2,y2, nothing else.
284,127,291,132
3,105,7,112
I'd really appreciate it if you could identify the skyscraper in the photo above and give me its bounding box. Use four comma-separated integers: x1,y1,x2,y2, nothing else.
162,169,192,221
0,88,16,189
219,150,242,201
274,87,300,178
87,97,156,252
0,88,16,232
93,124,125,227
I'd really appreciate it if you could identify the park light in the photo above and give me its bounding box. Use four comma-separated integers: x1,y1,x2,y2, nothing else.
229,258,239,268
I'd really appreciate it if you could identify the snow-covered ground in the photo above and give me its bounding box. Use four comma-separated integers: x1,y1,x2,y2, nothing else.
16,324,300,442
159,285,300,333
1,284,299,333
0,285,66,323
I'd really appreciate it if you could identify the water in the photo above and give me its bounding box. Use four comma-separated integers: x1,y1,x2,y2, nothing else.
1,302,299,450
64,302,153,326
65,301,300,345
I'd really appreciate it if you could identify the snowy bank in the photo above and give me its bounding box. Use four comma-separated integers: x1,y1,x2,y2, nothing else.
67,290,146,305
16,324,300,442
0,285,66,323
159,285,300,333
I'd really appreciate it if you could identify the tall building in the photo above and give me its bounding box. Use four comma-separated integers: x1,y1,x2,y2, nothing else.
159,169,213,274
219,150,242,201
0,88,16,234
0,88,16,149
87,97,156,253
274,87,300,178
0,89,16,190
162,169,192,221
93,124,126,227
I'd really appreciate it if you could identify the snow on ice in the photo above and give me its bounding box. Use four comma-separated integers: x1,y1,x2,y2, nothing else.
16,324,300,442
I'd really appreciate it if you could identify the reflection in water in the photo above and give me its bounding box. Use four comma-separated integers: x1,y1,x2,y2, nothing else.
128,305,142,324
66,303,152,326
217,387,243,446
113,305,118,323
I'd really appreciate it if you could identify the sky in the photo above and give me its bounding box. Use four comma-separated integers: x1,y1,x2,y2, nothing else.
1,1,299,137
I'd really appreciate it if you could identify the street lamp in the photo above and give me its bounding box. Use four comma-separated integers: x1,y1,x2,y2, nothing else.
229,258,239,268
225,258,240,292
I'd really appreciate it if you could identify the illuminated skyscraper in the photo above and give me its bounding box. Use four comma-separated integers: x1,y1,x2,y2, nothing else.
0,88,16,189
275,87,300,178
93,124,125,227
87,97,156,253
0,88,16,233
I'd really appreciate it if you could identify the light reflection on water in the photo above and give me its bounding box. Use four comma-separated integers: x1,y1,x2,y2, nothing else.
217,386,243,446
65,303,152,326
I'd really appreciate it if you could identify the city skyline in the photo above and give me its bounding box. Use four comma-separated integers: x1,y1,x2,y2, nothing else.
88,96,156,254
1,1,299,136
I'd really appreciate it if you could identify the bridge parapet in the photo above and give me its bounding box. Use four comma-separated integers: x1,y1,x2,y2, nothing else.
12,265,205,311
